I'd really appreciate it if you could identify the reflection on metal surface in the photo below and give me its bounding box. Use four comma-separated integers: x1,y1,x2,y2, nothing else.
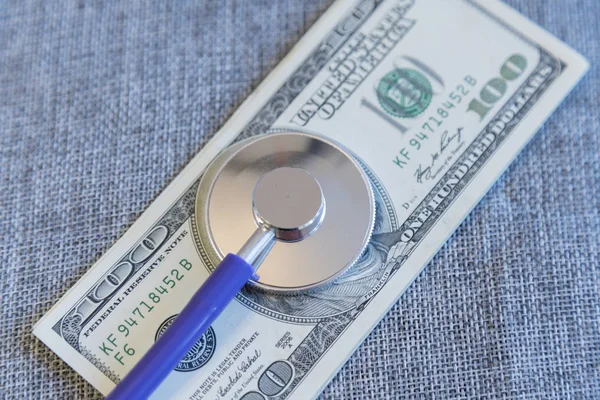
195,132,375,293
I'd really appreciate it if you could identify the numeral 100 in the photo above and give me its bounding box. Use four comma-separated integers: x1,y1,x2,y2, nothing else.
467,54,527,120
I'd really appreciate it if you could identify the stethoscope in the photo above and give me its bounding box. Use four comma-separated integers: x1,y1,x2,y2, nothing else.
106,132,375,399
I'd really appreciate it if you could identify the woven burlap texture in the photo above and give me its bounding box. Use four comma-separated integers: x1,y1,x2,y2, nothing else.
1,0,598,398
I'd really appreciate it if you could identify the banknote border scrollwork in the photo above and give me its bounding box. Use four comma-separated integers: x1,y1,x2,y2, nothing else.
80,345,120,384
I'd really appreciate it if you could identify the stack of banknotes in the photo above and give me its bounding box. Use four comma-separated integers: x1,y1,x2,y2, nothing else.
34,0,588,399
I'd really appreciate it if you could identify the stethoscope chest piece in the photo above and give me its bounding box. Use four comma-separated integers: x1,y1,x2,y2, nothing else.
196,132,375,293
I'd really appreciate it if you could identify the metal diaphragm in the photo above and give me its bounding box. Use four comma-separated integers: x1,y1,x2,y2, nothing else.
195,132,375,293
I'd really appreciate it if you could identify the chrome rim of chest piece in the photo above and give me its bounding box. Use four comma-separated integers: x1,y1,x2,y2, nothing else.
195,132,375,293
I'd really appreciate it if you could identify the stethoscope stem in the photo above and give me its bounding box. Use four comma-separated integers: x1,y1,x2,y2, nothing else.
237,227,276,269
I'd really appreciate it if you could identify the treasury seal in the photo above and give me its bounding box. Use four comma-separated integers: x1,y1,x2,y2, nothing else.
377,68,432,118
155,315,216,372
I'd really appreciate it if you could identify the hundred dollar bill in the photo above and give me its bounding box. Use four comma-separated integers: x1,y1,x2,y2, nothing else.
34,0,588,399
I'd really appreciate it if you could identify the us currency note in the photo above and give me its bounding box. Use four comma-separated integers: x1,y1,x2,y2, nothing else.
34,0,588,398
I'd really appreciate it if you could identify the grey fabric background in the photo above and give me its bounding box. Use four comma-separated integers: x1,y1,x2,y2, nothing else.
1,0,598,398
